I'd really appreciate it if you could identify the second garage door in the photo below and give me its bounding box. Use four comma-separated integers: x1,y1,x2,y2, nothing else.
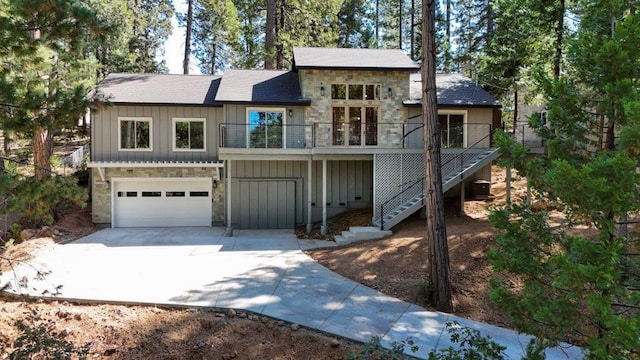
113,178,212,227
237,180,295,229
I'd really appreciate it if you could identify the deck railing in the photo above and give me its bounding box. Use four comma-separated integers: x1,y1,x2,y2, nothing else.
219,122,495,150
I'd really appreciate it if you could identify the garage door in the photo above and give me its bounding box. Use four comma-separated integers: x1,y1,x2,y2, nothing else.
113,178,212,227
237,180,295,229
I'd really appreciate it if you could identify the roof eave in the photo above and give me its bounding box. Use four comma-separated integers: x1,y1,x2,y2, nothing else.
296,65,420,72
402,100,502,109
215,100,311,106
93,101,223,108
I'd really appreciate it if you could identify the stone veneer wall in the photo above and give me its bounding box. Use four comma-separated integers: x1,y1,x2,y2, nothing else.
299,69,411,148
91,167,225,225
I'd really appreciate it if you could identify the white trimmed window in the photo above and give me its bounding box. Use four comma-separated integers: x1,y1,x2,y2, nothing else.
438,111,467,148
119,117,152,151
173,118,206,151
246,108,285,148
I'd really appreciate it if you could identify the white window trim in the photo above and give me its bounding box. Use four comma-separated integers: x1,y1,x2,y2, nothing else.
118,117,153,152
172,117,207,152
245,107,286,149
437,110,468,148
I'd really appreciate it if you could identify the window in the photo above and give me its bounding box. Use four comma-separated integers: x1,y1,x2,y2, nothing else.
536,111,548,126
332,106,378,146
331,83,380,100
247,108,285,148
330,83,381,146
141,191,161,197
438,113,465,148
119,117,151,150
173,118,205,151
190,191,209,197
166,191,185,197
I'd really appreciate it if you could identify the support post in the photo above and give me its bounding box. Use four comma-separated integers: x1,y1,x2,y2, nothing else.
226,159,232,234
321,159,327,235
307,159,313,233
505,165,511,204
460,181,465,215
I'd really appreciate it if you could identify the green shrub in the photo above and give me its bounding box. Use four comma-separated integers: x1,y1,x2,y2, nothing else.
0,172,87,228
8,309,90,360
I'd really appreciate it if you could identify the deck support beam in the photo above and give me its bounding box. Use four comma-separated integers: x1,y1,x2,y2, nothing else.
321,159,328,235
307,159,313,233
226,159,232,234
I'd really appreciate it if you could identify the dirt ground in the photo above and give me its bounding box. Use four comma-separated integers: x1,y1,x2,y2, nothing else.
0,165,536,358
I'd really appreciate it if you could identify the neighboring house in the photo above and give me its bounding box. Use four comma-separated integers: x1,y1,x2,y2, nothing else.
88,47,501,231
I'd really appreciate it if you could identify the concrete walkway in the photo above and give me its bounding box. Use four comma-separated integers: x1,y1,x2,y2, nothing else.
0,228,582,359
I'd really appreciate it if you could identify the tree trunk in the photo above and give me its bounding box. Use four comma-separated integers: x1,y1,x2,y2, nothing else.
553,0,565,79
376,0,380,47
512,89,518,135
276,2,285,69
183,0,193,74
445,0,451,73
410,0,415,59
399,0,403,49
422,0,453,313
265,0,276,69
33,125,53,179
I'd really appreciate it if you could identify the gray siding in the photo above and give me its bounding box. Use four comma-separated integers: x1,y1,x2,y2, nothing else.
230,159,372,227
91,105,222,162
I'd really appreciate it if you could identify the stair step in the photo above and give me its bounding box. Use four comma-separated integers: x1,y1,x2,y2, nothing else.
334,235,349,245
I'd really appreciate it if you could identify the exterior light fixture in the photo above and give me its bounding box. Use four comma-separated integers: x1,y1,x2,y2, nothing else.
289,109,293,117
320,85,325,97
388,87,393,97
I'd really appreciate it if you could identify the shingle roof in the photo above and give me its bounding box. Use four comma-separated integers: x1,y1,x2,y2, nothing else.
292,47,420,71
215,69,309,105
92,73,222,106
406,73,501,108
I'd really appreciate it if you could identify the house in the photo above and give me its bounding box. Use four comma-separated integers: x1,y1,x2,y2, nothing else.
88,47,501,232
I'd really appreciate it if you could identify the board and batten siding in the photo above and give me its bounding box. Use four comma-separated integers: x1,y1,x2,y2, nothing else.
91,105,223,162
231,159,373,226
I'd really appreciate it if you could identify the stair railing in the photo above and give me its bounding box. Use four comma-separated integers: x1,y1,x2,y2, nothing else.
440,125,496,185
379,177,424,230
379,125,500,230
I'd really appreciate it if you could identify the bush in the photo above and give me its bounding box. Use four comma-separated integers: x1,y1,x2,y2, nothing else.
0,171,87,228
7,309,90,360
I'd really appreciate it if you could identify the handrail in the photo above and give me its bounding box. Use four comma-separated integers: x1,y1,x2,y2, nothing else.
379,177,424,230
379,125,499,230
440,125,495,170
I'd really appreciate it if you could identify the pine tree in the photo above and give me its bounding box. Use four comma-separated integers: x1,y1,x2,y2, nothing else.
422,0,453,313
488,1,640,357
187,0,241,74
0,0,107,178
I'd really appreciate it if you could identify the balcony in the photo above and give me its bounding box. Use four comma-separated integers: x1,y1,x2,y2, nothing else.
219,122,494,153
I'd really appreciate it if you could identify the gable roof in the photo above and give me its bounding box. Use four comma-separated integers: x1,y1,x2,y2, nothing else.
92,73,222,106
292,47,420,71
406,73,501,108
215,69,309,105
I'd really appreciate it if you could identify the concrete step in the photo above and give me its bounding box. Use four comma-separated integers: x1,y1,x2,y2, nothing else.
341,230,357,242
334,235,349,245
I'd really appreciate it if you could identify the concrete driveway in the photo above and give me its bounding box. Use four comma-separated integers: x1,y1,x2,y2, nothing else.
0,228,582,359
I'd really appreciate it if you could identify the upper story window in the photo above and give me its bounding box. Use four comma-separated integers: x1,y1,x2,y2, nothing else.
438,112,465,148
119,117,151,151
173,118,206,151
331,84,381,100
247,108,285,148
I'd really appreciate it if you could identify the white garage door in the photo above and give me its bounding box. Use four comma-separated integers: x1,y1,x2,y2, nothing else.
113,178,212,227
